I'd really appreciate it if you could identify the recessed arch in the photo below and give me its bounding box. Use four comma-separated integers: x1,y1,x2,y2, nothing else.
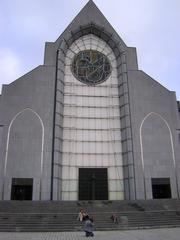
52,23,135,200
3,108,44,200
58,23,126,57
57,33,125,201
139,112,178,199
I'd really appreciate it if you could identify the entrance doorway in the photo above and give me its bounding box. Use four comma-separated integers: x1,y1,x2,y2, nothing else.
79,168,108,200
11,178,33,200
151,178,171,199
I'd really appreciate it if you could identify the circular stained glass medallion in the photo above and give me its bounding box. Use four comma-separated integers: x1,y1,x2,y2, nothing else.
71,50,111,85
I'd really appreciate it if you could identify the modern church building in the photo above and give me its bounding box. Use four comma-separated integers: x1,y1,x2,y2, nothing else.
0,0,180,202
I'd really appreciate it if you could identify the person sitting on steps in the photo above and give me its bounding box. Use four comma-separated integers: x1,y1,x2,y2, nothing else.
110,213,119,224
77,209,88,222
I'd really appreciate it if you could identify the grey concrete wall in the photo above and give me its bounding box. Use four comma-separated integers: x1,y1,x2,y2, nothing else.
0,126,4,198
128,70,180,199
126,47,138,70
0,65,56,200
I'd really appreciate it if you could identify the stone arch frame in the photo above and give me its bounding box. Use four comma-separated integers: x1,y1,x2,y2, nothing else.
139,112,179,199
3,108,45,200
51,23,136,200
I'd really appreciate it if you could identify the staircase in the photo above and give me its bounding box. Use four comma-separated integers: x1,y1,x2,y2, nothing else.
0,199,180,232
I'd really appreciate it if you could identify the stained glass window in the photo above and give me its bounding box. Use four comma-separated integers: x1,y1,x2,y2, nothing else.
71,50,111,85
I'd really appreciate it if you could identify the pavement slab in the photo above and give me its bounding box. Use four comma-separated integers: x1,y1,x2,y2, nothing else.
0,228,180,240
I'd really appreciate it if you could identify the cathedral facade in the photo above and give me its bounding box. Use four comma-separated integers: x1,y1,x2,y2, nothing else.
0,1,180,201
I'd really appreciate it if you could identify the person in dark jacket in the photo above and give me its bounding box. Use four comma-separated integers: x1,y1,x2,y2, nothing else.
84,215,94,237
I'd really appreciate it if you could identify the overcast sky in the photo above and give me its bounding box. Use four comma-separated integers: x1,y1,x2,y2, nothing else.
0,0,180,99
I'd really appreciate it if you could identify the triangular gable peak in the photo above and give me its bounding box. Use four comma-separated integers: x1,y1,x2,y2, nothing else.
44,1,127,66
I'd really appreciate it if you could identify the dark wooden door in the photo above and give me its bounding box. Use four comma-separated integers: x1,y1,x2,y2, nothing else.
79,168,108,200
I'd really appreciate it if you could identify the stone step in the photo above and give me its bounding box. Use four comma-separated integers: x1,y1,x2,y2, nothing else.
0,199,180,231
1,199,180,213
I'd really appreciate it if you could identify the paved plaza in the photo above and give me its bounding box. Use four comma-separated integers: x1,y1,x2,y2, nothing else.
0,228,180,240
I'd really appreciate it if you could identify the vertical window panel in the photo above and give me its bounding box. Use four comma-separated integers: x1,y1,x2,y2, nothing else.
61,34,123,200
